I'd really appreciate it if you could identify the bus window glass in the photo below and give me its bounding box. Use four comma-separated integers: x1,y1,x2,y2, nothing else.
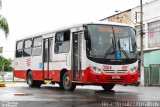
23,39,32,57
17,41,23,50
32,37,42,56
54,30,70,54
16,41,23,57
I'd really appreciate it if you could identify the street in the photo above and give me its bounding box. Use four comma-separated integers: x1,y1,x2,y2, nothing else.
0,82,160,107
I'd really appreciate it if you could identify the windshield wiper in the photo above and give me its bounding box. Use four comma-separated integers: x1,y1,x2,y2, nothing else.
119,47,129,59
103,37,115,59
103,45,114,59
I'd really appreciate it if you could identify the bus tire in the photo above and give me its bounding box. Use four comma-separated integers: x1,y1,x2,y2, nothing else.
62,72,76,91
101,84,115,91
58,82,64,89
34,81,42,88
27,71,41,88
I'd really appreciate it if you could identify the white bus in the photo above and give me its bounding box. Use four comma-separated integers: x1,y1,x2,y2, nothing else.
14,22,139,91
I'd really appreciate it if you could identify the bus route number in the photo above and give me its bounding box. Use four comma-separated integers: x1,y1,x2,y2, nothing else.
103,65,112,71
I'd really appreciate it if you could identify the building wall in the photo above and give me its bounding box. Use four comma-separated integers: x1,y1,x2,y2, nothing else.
144,50,160,67
131,0,160,50
107,10,135,27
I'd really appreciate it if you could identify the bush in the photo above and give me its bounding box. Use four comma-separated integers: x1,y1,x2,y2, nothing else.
0,57,12,71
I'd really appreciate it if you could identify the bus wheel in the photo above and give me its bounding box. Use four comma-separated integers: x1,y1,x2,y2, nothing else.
101,84,115,91
58,82,64,89
27,71,41,88
34,81,42,88
62,72,76,91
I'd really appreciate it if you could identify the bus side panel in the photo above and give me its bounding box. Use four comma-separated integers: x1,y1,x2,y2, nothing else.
14,57,29,80
51,55,71,82
14,70,27,80
30,56,43,80
32,70,43,80
51,70,61,82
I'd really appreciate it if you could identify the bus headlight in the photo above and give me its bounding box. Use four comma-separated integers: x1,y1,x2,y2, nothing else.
128,67,137,74
89,65,103,73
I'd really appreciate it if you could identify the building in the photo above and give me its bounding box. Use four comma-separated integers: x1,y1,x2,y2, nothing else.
101,0,160,86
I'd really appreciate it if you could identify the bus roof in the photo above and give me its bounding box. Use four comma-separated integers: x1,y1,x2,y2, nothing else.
16,21,131,41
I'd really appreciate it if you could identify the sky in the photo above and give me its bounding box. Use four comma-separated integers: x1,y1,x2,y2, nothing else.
0,0,149,59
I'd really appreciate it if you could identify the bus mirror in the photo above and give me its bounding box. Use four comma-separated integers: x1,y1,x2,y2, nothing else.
84,30,89,40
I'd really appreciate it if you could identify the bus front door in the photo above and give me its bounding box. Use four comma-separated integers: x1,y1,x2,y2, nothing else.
43,38,53,82
72,32,82,81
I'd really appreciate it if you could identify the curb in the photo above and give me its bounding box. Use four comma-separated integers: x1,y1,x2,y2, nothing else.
0,82,5,87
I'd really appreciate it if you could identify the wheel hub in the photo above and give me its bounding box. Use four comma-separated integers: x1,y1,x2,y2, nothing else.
64,77,70,86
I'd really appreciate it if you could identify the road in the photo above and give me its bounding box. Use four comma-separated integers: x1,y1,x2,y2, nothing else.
0,82,160,107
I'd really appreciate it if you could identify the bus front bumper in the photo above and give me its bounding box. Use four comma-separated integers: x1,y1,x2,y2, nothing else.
82,67,139,85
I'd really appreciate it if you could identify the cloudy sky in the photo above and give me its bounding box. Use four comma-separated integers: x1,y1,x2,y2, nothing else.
0,0,149,59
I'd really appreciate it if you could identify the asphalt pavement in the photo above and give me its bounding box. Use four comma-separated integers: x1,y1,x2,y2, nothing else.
0,82,160,107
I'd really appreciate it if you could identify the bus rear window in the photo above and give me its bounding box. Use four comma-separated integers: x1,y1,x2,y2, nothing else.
16,41,23,57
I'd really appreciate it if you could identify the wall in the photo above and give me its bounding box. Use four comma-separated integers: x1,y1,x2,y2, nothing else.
144,50,160,67
107,10,135,27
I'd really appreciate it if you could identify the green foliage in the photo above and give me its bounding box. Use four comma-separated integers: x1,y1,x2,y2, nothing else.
0,16,9,38
0,57,12,71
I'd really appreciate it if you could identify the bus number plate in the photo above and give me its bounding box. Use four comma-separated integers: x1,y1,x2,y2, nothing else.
112,76,120,79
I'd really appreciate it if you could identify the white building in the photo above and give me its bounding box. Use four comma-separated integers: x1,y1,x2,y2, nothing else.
131,0,160,50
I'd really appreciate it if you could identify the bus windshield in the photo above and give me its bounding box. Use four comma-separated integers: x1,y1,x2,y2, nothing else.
86,24,137,64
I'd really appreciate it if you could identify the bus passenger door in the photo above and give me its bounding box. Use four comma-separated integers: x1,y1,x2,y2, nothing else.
72,32,82,81
43,38,53,80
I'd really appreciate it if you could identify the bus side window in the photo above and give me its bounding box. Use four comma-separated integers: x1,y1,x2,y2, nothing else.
16,41,23,58
32,37,42,56
54,30,70,54
23,39,32,57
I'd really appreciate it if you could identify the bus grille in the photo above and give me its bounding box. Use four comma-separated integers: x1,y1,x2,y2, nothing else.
104,70,127,73
106,76,126,83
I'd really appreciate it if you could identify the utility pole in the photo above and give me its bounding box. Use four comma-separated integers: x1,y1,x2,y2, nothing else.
140,0,145,86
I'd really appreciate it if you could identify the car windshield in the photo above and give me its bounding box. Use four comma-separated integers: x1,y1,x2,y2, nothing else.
86,24,137,60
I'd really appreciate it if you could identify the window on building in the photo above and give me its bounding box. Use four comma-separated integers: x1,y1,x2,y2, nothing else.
54,30,70,54
148,20,160,48
32,37,42,56
16,41,23,57
23,39,32,57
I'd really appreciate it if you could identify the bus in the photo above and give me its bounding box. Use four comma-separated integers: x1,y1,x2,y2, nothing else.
14,22,139,91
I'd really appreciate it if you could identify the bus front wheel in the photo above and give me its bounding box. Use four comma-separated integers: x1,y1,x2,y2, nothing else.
101,84,115,91
62,72,76,91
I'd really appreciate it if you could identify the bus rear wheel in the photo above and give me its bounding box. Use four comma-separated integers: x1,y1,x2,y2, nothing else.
27,71,41,88
101,84,115,91
62,72,76,91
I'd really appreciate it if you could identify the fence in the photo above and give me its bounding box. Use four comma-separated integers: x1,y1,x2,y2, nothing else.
0,71,25,82
144,64,160,86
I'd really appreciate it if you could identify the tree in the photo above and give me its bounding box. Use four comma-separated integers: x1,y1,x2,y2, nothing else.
0,16,9,38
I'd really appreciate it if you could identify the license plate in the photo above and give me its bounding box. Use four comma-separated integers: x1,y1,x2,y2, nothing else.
112,76,120,79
